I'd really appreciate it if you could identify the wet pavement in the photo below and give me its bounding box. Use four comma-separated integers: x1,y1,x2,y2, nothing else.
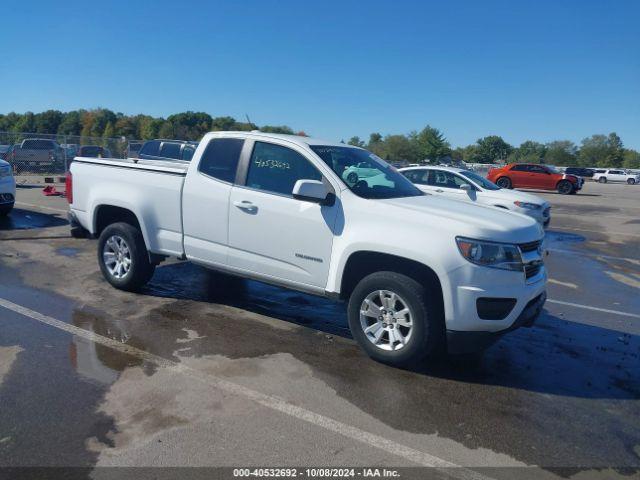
0,183,639,478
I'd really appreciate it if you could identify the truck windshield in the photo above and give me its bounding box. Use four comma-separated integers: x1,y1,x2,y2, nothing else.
310,146,423,199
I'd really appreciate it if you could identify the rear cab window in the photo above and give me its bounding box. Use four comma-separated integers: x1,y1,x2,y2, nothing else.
139,141,161,157
22,139,56,150
159,142,182,159
198,138,245,183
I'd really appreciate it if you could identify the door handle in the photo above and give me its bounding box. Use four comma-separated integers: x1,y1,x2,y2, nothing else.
435,189,444,193
233,200,258,213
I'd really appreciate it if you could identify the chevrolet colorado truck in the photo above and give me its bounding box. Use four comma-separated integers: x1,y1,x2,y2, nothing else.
67,131,547,366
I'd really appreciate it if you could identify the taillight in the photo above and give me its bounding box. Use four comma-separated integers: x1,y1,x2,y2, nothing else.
66,171,73,204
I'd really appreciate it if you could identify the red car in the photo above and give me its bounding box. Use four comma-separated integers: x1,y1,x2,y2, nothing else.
487,163,583,195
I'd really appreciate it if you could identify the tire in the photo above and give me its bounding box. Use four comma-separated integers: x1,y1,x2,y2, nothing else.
628,178,636,185
346,172,358,184
0,203,13,217
598,177,607,183
557,180,573,195
347,271,443,367
97,222,155,292
496,177,512,189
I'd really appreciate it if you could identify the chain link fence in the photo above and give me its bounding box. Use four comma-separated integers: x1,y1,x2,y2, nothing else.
0,131,143,176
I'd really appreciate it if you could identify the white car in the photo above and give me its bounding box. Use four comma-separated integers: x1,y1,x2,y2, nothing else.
400,166,551,227
592,169,639,185
68,132,546,366
0,159,16,216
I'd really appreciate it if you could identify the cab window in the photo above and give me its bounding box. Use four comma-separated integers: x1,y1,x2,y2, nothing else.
198,138,244,183
246,142,322,196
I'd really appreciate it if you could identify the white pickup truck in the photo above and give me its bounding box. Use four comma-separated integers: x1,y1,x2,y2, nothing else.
68,131,547,366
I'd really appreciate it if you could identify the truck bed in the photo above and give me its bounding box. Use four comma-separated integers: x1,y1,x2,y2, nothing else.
73,156,190,175
70,156,188,258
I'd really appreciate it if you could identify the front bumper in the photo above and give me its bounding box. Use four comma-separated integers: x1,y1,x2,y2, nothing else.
447,291,546,354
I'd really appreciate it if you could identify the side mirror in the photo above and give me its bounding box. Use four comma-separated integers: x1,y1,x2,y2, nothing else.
292,179,330,204
460,183,472,191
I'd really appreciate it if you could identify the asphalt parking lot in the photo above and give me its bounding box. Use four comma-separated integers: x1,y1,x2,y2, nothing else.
0,181,639,479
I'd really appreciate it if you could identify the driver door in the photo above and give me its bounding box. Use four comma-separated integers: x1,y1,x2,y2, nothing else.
227,140,339,289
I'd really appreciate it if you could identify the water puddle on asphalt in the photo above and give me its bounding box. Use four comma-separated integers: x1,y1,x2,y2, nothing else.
0,209,67,231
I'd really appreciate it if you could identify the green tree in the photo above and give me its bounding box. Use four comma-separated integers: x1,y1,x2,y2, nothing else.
622,149,640,169
415,126,451,163
103,121,115,139
474,136,513,163
509,140,546,163
379,134,419,163
13,112,36,133
347,136,365,147
35,110,63,134
158,121,174,138
544,140,577,166
210,116,237,131
260,125,294,134
604,132,624,167
137,115,162,139
57,111,83,136
577,133,624,167
114,116,138,138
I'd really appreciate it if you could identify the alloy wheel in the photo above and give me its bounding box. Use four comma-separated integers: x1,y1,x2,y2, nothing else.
359,290,413,351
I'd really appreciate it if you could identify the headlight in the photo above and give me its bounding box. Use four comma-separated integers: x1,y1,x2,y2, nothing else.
514,201,541,210
0,166,12,178
456,237,523,271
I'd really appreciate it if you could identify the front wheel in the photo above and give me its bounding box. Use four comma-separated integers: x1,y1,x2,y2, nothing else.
598,177,607,183
496,177,512,189
97,222,155,292
557,180,574,195
347,271,443,367
628,178,636,185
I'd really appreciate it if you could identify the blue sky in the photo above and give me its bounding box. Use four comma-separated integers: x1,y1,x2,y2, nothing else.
1,0,638,148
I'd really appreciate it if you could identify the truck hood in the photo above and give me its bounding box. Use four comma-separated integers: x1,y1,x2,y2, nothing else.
379,195,543,244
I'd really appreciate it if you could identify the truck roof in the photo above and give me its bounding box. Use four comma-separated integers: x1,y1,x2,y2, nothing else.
205,131,351,149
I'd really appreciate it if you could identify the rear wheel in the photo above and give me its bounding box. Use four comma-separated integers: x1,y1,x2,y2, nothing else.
599,177,607,183
628,178,636,185
496,177,512,189
557,180,573,195
347,271,443,367
97,222,155,291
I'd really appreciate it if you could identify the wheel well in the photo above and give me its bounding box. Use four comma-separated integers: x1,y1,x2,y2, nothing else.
340,251,444,313
94,205,141,236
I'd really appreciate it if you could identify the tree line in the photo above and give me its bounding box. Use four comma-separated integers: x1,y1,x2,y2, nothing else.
0,109,637,168
347,129,640,169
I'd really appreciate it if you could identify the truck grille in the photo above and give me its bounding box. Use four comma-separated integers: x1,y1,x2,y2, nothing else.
525,263,542,279
519,240,541,253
